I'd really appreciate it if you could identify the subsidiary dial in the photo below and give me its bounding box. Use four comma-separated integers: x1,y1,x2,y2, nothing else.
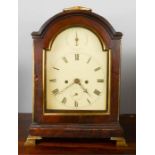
66,28,88,48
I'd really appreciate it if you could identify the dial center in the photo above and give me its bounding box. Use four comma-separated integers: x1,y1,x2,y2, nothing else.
74,78,80,84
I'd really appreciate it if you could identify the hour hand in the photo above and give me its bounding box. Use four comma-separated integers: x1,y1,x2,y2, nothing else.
77,82,91,97
82,87,91,97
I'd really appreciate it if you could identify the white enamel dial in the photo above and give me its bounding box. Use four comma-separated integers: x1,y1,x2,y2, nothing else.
45,27,108,110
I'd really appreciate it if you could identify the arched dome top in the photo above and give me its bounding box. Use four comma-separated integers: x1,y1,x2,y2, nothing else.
31,9,122,40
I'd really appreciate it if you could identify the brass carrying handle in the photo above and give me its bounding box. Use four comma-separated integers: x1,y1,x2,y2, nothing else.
63,6,92,12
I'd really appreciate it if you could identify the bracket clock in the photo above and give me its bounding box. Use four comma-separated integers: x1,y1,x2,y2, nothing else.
25,6,127,146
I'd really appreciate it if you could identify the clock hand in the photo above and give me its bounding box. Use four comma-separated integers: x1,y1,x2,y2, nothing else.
57,82,75,95
77,82,91,97
75,32,79,46
73,78,91,97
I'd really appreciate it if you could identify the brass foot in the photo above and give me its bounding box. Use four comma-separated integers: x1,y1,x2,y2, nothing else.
24,135,42,146
111,137,127,146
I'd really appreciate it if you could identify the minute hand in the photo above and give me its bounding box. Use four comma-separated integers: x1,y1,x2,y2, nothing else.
57,82,75,95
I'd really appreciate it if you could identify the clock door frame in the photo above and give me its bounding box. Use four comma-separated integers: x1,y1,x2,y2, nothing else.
29,9,124,139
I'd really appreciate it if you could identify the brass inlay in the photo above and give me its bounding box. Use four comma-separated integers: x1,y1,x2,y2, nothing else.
63,6,92,12
42,49,45,115
108,49,112,115
32,44,35,122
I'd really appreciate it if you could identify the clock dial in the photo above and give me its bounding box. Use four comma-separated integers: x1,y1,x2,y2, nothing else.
46,27,108,110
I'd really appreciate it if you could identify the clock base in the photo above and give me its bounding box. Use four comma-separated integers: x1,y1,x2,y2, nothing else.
26,122,127,146
24,136,127,147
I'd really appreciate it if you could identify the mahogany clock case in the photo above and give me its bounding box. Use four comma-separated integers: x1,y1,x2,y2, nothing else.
29,9,124,139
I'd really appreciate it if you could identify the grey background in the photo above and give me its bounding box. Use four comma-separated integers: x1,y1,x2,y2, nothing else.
18,0,136,113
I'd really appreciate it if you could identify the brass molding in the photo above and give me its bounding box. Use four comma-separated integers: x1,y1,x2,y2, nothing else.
63,6,92,12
